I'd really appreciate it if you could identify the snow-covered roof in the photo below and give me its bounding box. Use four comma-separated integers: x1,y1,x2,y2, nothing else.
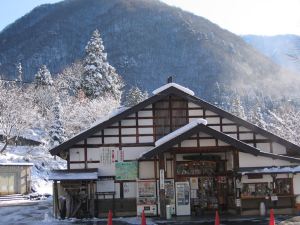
155,119,207,147
152,82,195,96
240,166,300,175
0,162,33,166
49,170,98,181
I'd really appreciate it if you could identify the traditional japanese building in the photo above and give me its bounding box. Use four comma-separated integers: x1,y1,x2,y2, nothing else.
49,82,300,218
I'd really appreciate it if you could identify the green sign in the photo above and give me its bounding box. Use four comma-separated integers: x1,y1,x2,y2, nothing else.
115,161,138,180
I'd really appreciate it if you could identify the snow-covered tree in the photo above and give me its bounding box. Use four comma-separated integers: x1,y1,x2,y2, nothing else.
268,103,300,145
229,95,246,119
49,98,65,147
125,86,148,107
61,95,119,137
0,81,36,153
81,29,123,100
55,61,84,97
34,65,53,87
16,62,23,82
248,102,267,129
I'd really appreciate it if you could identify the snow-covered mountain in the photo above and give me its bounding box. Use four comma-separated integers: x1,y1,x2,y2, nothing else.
0,0,300,101
243,34,300,74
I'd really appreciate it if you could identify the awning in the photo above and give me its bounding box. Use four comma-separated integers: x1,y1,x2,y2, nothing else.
49,169,98,181
0,162,34,166
239,166,300,175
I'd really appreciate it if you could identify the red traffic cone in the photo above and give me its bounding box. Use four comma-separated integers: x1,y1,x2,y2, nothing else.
269,209,275,225
141,210,146,225
107,210,113,225
215,210,220,225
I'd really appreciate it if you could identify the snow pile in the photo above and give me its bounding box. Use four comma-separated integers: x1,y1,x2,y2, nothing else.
155,119,207,147
152,82,195,96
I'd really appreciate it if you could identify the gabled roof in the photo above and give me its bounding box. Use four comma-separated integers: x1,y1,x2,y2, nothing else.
140,123,300,163
50,83,300,156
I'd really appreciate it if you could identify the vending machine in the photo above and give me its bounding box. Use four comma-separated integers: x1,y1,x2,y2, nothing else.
175,181,191,216
136,180,158,216
157,179,176,215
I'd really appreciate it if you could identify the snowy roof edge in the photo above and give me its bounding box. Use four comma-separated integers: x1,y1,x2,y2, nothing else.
152,82,195,96
155,119,207,147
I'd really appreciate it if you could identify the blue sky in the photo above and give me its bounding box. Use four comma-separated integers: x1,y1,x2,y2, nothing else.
1,0,300,35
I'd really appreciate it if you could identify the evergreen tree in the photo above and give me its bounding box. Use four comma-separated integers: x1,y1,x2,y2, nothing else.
81,29,123,100
49,98,65,147
125,86,149,107
230,95,246,119
34,65,53,87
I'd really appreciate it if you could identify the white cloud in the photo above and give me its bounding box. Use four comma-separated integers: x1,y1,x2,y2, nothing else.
161,0,300,35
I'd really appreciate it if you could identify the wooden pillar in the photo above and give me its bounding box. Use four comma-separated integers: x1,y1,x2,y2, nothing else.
53,181,59,218
159,153,166,219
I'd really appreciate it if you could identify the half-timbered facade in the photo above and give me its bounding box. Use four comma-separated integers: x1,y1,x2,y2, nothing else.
50,83,300,218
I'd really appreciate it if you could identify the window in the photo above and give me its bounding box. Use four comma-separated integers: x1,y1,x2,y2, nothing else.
154,96,188,140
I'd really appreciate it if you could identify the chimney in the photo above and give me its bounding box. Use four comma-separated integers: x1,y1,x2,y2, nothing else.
167,76,173,83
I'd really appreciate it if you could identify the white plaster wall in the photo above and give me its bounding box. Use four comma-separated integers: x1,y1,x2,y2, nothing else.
256,143,271,153
139,161,155,179
206,117,220,124
104,128,119,135
222,125,237,132
239,133,253,140
122,146,152,160
181,139,197,147
104,137,119,144
87,137,102,145
139,136,154,143
239,152,295,168
239,152,274,167
273,143,287,155
239,126,251,132
222,118,234,124
219,140,230,146
256,134,268,140
138,110,153,117
139,119,153,126
69,148,84,161
139,127,153,134
209,125,221,132
121,128,136,135
70,163,85,169
121,119,136,126
200,139,216,147
87,148,99,161
98,164,115,176
293,174,300,195
227,133,237,139
188,102,200,108
188,109,203,116
206,110,218,116
122,136,136,144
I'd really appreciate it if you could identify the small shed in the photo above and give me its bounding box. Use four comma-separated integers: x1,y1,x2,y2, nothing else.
0,163,33,195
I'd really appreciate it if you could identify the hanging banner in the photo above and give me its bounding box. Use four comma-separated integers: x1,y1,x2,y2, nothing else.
115,161,138,180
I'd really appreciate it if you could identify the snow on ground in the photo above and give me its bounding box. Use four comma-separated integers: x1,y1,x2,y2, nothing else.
0,144,66,195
